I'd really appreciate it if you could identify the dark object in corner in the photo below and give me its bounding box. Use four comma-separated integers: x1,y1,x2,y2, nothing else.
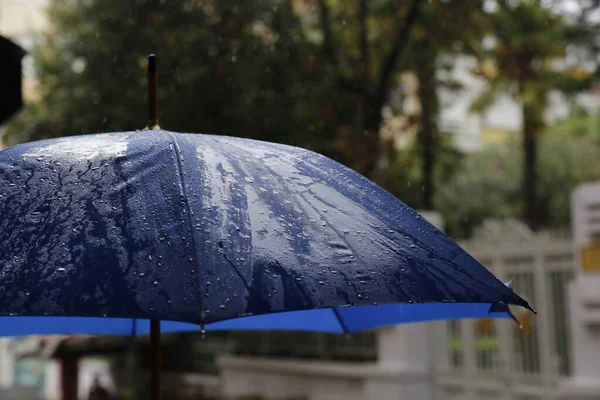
0,35,26,126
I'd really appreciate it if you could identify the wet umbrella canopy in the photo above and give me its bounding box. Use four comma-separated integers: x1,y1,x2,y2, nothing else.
0,130,533,326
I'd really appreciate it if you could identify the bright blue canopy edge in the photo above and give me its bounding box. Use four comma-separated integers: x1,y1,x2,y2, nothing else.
0,302,509,337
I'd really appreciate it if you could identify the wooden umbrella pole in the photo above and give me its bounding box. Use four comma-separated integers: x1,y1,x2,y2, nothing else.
150,319,161,400
147,54,160,129
126,319,138,399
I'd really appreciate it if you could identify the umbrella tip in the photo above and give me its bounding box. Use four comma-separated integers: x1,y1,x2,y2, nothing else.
148,54,157,72
146,53,160,130
525,302,537,315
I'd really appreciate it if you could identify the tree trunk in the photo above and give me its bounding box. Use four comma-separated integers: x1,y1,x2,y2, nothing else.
318,0,423,179
361,103,383,178
416,40,438,210
332,101,381,178
522,101,543,230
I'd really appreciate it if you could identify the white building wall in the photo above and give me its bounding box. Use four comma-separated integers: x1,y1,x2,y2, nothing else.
0,339,14,387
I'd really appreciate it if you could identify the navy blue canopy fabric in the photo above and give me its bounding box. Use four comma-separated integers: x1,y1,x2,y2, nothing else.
0,130,532,336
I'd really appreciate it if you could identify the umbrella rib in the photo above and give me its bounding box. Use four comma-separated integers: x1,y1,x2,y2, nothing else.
332,308,349,334
165,132,204,322
221,252,251,292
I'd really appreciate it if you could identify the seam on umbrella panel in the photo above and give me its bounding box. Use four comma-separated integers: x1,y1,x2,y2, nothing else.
165,131,204,324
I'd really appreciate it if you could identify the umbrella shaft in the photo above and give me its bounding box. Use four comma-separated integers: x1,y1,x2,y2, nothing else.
147,54,160,129
151,319,161,400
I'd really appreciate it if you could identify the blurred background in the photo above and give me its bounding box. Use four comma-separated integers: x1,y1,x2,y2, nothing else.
0,0,599,399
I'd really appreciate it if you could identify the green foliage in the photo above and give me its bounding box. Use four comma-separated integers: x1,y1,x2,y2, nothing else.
550,111,600,138
467,0,596,229
472,0,588,108
436,130,600,238
4,0,345,158
374,135,464,210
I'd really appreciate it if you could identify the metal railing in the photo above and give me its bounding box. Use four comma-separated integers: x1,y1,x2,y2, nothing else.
434,232,575,400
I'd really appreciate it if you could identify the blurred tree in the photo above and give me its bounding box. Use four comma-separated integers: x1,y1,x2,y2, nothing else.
567,0,600,72
311,0,424,177
4,0,344,158
310,0,485,205
436,130,600,239
408,0,486,209
375,134,464,211
550,108,600,138
470,0,592,230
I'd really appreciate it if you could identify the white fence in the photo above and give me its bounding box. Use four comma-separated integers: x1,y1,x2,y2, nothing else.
433,221,576,400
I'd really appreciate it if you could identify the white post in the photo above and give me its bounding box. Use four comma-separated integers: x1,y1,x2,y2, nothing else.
559,181,600,399
493,255,515,400
0,338,14,387
367,211,442,400
533,253,554,384
460,319,478,400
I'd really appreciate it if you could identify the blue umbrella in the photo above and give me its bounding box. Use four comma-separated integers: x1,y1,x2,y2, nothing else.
0,128,532,325
0,55,533,399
